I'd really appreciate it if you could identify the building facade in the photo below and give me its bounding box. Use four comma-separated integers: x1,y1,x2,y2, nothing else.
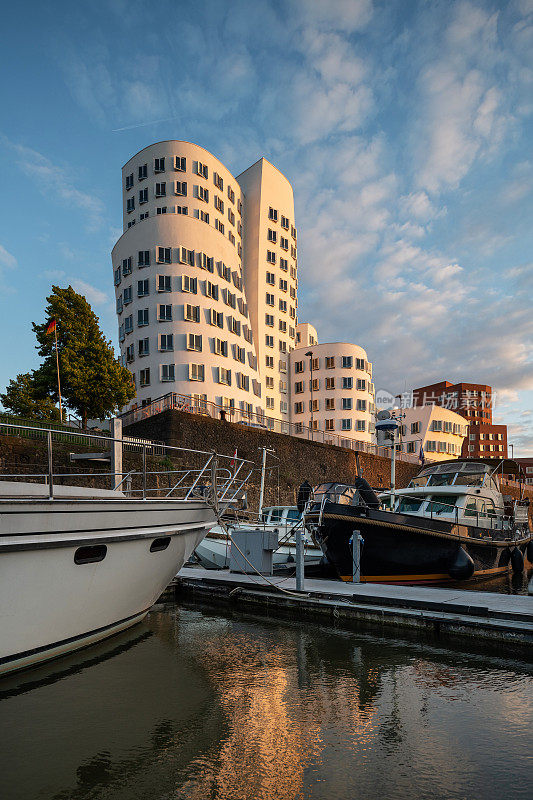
287,342,375,445
412,380,507,459
112,142,298,416
399,405,469,461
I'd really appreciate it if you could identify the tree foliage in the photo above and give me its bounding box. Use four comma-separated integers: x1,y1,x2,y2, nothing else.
0,372,61,421
30,285,136,427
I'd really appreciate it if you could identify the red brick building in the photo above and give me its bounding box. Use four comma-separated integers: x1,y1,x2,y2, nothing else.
411,380,507,459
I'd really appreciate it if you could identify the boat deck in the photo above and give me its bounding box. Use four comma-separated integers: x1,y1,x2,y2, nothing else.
173,567,533,652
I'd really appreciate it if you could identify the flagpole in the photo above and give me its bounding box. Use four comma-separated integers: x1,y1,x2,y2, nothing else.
54,325,63,422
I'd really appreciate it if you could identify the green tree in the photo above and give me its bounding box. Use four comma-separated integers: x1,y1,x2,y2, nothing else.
32,285,136,428
0,372,61,421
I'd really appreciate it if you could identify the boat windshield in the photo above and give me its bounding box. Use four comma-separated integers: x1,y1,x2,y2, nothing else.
427,495,458,514
408,475,429,488
428,473,456,486
313,484,359,505
453,473,485,486
398,496,426,513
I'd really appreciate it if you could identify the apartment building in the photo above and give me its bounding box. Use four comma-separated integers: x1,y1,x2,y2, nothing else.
398,405,469,461
288,341,375,445
236,158,298,420
112,142,297,415
412,380,507,459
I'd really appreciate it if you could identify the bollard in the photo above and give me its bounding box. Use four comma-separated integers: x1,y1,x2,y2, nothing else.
295,527,305,591
352,530,364,583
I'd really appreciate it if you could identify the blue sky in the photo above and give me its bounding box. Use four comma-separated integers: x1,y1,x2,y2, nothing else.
0,0,532,453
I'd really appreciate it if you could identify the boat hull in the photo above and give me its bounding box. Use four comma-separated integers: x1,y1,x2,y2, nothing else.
309,504,532,585
0,498,214,676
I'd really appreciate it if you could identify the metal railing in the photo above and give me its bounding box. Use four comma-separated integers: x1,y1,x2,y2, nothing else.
119,391,425,465
0,421,254,504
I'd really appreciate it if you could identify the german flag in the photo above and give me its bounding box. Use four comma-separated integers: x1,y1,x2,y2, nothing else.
45,319,57,335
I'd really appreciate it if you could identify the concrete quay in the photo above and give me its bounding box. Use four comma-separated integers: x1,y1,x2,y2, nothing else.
173,567,533,653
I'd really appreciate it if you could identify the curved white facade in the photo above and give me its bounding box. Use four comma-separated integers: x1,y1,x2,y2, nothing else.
112,142,261,413
288,342,375,444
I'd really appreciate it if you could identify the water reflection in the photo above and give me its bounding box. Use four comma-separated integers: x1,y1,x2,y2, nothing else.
1,606,532,800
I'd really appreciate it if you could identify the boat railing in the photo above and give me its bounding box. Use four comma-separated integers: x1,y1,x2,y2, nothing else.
382,491,519,533
0,420,254,504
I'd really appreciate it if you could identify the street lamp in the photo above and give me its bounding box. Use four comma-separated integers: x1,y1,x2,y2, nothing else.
510,443,514,459
306,350,314,438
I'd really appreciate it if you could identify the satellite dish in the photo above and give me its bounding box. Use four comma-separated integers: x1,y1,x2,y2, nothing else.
377,410,392,420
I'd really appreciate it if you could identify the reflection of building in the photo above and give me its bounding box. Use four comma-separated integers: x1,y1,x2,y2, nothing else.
412,380,507,459
399,405,468,461
288,340,375,444
510,457,533,485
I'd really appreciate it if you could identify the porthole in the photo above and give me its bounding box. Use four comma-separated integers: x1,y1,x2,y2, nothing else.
74,545,107,565
150,537,171,553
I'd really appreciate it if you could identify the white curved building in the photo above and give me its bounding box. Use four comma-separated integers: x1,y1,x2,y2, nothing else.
288,342,376,444
112,142,264,414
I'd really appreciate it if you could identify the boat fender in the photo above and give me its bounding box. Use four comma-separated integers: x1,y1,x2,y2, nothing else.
353,477,380,509
448,547,475,580
526,541,533,563
511,547,524,574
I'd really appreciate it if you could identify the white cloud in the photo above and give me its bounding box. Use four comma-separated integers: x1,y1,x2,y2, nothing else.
0,245,17,270
71,280,109,306
290,0,374,32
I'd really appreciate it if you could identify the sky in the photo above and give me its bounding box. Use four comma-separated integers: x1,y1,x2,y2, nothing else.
0,0,532,453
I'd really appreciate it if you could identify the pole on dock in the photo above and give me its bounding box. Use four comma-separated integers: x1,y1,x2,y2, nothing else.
295,526,305,591
352,530,363,583
110,417,122,490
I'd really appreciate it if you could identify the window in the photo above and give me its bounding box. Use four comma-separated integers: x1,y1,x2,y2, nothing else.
341,419,352,431
210,309,224,328
294,361,304,374
265,335,274,348
189,363,205,381
291,225,297,239
310,399,319,412
175,181,187,196
280,236,289,250
157,275,171,292
342,398,352,410
155,182,166,197
279,320,287,333
126,197,135,213
325,419,334,432
228,208,235,225
311,358,319,371
325,356,335,369
196,161,208,179
199,252,214,271
139,188,148,204
157,304,172,321
181,275,197,293
176,205,188,215
138,338,149,357
267,229,277,243
206,281,218,300
266,272,275,285
215,218,225,234
123,286,132,304
266,293,274,306
187,333,202,352
267,250,276,264
154,158,165,173
137,279,149,297
343,377,352,390
236,373,249,390
159,334,173,351
356,420,366,432
407,442,416,453
294,381,304,394
215,195,224,212
184,304,199,322
122,257,132,274
228,185,235,203
124,315,133,334
356,399,366,411
138,164,147,181
140,211,149,220
230,318,241,335
280,257,288,271
356,379,366,391
180,247,195,266
218,367,231,385
137,309,149,327
214,338,228,356
325,377,335,390
294,401,304,414
157,247,172,264
279,279,288,292
266,397,275,410
140,368,150,386
213,172,223,190
325,398,335,410
265,314,274,326
126,343,134,362
197,185,209,202
156,206,167,215
174,156,186,171
342,356,353,368
411,422,420,434
116,297,123,314
114,268,122,286
279,299,287,313
200,210,209,223
266,356,274,368
268,207,278,221
266,376,274,388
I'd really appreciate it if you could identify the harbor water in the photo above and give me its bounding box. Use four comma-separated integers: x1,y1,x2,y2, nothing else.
1,603,532,800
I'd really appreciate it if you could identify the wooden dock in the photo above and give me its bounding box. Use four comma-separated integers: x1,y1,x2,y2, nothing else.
173,567,533,653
